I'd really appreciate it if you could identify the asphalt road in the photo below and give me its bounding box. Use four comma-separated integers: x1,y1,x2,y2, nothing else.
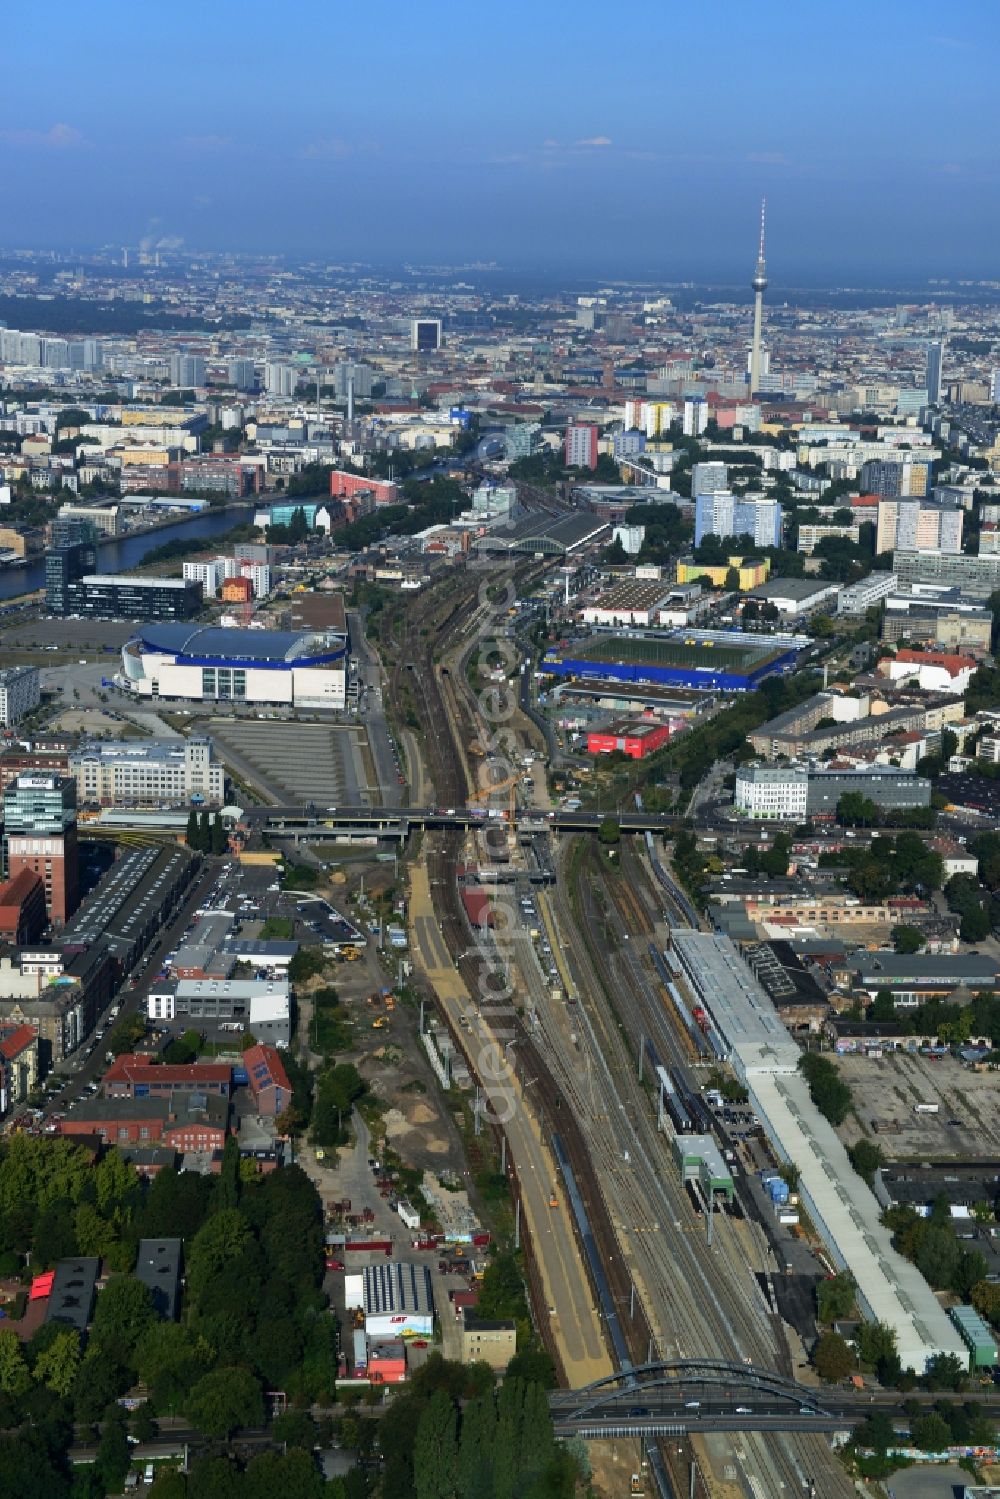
30,857,218,1119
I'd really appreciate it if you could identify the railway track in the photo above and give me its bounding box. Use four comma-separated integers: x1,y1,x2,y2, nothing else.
375,569,849,1498
556,840,849,1497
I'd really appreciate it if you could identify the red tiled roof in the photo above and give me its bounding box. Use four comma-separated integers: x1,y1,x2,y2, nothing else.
0,1023,37,1061
103,1054,231,1087
893,649,977,675
242,1043,291,1096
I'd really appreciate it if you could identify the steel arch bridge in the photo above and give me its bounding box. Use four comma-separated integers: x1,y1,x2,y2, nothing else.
548,1360,842,1438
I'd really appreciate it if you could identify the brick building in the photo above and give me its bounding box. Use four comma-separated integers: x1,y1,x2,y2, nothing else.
102,1054,231,1100
0,870,47,943
243,1043,292,1120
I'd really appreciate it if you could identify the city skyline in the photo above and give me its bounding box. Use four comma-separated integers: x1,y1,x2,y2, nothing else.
1,0,998,278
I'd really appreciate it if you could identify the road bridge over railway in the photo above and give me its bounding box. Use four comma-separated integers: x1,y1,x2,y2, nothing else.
548,1360,844,1438
242,803,684,836
548,1359,1000,1440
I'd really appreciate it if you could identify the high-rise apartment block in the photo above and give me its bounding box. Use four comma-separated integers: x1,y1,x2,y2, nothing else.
860,458,932,500
875,498,962,555
264,363,298,397
227,358,257,391
169,354,206,388
682,397,709,436
0,667,41,728
692,462,728,496
3,774,79,927
564,423,599,470
694,492,782,549
926,342,944,404
333,362,374,399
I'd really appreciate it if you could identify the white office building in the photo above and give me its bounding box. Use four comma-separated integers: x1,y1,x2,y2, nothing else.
69,737,225,808
836,572,897,615
734,765,808,820
0,666,41,727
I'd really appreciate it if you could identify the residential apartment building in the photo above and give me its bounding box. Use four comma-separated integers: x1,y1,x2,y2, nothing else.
694,492,782,548
564,423,599,470
893,550,1000,599
860,459,932,500
876,499,963,555
0,667,40,727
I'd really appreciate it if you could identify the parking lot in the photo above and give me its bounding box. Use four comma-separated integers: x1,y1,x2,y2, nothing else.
209,718,368,804
836,1050,1000,1158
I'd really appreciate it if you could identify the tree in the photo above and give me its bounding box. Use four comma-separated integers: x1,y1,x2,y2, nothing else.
812,1331,853,1382
186,808,200,849
32,1329,80,1396
961,903,991,942
413,1388,458,1499
838,791,879,828
271,1408,317,1452
95,1410,130,1495
186,1207,253,1300
816,1272,856,1324
136,1322,215,1413
911,1411,953,1451
798,1053,853,1126
971,1279,1000,1328
91,1275,157,1365
922,1352,966,1392
855,1319,898,1375
211,812,227,856
73,1347,128,1423
184,1366,263,1437
869,988,896,1023
457,1389,497,1499
0,1328,31,1397
198,810,211,850
597,816,620,845
187,1455,244,1499
215,1134,241,1212
244,1449,325,1499
891,924,925,955
847,1139,884,1187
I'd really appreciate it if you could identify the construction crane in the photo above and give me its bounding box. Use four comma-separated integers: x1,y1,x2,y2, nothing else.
468,771,520,821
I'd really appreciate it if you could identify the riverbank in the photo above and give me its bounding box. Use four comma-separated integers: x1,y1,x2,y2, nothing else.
0,502,257,602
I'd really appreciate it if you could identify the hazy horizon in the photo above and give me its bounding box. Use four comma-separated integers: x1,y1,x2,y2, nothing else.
3,0,998,282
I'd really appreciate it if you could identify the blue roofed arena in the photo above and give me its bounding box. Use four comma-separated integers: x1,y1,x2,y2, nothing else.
121,623,348,709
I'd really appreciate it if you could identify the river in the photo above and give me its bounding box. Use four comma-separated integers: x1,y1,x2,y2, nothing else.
0,504,255,602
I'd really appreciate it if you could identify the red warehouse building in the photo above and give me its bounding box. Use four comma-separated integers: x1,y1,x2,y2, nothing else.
587,721,671,760
329,470,399,506
103,1055,232,1100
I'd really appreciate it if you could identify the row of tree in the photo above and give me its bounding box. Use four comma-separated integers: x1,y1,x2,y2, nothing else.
186,809,228,855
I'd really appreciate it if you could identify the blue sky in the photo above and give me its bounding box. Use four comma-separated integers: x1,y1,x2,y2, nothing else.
2,0,998,280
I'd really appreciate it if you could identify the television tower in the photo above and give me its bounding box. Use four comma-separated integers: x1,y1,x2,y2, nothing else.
749,197,768,398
